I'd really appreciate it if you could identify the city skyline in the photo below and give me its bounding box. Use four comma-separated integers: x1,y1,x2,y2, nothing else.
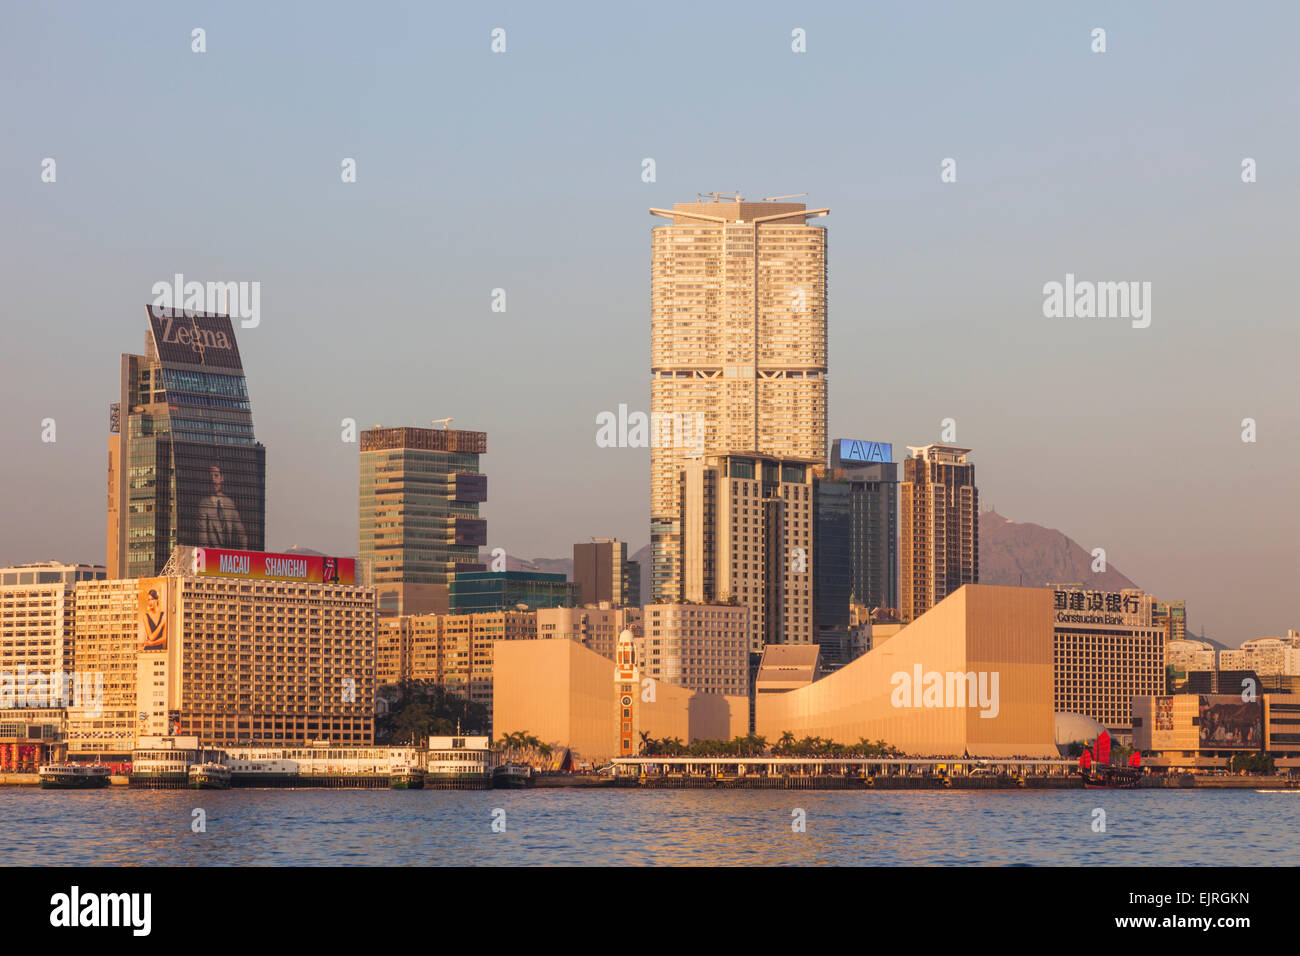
3,2,1299,646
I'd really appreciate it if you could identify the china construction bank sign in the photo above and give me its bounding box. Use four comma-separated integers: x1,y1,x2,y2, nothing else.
191,547,356,585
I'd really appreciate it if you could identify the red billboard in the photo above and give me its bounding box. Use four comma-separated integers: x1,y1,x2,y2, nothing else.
192,547,356,585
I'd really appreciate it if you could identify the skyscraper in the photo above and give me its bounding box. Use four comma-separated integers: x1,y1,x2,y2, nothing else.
830,439,900,612
900,444,978,622
573,537,640,608
358,425,487,615
107,307,266,578
649,195,829,602
680,452,816,653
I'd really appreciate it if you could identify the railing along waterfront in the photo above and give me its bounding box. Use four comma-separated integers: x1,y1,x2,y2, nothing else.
611,757,1078,778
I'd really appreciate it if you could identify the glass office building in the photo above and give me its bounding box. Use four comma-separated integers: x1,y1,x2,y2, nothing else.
449,571,577,614
107,307,266,578
359,426,488,616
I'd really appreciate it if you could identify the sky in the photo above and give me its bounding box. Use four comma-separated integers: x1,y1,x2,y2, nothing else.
1,1,1297,645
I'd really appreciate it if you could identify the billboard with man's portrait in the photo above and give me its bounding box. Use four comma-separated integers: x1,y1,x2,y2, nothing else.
173,441,266,553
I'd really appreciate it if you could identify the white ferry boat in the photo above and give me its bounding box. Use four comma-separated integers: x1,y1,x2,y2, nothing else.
492,762,534,789
188,762,232,790
131,736,203,789
38,764,112,790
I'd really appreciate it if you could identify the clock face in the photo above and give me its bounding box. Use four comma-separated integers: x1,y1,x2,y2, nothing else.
621,695,633,707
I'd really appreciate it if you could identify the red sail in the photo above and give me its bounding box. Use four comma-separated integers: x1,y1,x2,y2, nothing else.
1096,731,1111,765
1080,748,1092,769
1129,751,1141,768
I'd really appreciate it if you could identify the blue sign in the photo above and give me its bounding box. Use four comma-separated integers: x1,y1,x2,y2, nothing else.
838,439,892,464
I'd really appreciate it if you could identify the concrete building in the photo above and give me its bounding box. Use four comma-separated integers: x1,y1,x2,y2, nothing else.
634,604,749,697
1219,633,1300,676
1051,586,1165,740
1133,693,1300,770
492,637,748,763
0,563,106,723
67,547,375,759
573,538,640,608
536,605,642,660
107,307,266,578
1152,599,1187,643
359,425,488,616
649,196,829,604
900,444,978,623
754,644,822,695
374,610,537,728
1167,638,1217,675
755,585,1057,757
449,570,577,613
680,452,817,652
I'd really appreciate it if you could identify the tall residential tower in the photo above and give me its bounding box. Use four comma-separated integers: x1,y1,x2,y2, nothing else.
649,195,829,602
900,444,978,622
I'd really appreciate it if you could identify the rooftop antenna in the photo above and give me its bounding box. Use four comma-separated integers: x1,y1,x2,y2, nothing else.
762,193,808,201
430,418,454,429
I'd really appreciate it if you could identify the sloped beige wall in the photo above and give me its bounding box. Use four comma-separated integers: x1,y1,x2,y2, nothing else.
756,585,1056,757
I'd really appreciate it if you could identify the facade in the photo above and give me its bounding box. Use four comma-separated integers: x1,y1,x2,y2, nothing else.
1152,599,1187,643
1132,693,1300,769
680,453,816,652
535,605,643,660
359,425,488,616
493,637,748,762
634,604,749,697
1166,638,1217,675
754,644,822,695
449,570,577,613
812,476,851,664
900,444,978,623
830,439,900,612
67,548,376,758
573,538,640,608
755,585,1057,757
1051,587,1165,739
107,307,266,578
374,610,537,728
649,196,829,604
1219,633,1300,677
0,563,106,720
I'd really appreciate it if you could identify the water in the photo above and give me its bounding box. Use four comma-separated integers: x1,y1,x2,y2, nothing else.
4,788,1298,865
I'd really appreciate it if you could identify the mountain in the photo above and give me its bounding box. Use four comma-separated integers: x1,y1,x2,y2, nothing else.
978,510,1140,592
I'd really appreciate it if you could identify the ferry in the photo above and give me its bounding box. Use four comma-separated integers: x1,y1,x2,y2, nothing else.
389,767,425,790
38,764,112,790
131,748,198,789
492,762,534,789
188,762,232,790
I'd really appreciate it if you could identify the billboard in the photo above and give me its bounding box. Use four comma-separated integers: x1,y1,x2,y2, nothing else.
138,578,169,652
1198,695,1262,749
147,305,244,371
193,547,356,585
174,441,266,553
837,439,892,464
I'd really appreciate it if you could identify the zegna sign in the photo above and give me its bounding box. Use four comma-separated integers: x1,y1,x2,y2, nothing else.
147,306,243,370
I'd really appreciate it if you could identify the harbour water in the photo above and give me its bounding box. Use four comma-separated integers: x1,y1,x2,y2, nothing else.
4,788,1299,866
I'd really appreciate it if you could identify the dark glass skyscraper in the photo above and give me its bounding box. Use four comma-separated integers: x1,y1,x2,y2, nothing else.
106,306,266,578
830,439,900,613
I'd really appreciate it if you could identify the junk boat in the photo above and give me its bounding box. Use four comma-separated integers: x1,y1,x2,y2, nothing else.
1080,730,1143,789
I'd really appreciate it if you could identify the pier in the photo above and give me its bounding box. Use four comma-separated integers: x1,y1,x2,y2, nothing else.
611,756,1082,789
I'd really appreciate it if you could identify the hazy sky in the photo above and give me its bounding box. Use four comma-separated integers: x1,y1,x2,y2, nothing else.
2,2,1297,645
